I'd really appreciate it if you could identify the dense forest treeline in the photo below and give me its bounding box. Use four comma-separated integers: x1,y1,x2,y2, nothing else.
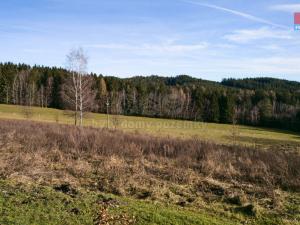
0,62,300,131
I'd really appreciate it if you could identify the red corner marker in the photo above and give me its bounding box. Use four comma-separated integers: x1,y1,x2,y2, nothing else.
295,13,300,24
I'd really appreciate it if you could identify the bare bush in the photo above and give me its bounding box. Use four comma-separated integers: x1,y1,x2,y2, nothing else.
0,119,299,193
21,106,33,120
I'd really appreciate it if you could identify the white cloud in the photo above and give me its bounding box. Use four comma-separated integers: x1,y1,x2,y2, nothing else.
23,48,44,53
186,56,300,76
184,1,289,29
241,57,300,74
143,43,208,52
84,44,133,50
85,42,208,53
89,54,300,80
260,44,282,51
270,4,300,13
224,27,293,43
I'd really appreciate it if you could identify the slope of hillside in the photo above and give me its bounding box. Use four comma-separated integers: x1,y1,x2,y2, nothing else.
0,180,238,225
0,119,299,224
0,104,299,150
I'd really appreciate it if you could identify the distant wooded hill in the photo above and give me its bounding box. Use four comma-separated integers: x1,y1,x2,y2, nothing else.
0,62,299,131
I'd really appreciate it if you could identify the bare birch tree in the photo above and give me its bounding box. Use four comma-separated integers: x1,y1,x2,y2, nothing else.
61,48,96,126
12,70,31,105
39,77,53,108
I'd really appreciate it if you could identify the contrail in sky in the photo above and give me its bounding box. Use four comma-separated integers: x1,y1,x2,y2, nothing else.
184,1,290,29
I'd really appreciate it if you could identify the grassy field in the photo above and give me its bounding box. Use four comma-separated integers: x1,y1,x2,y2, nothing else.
0,180,243,225
0,115,299,224
1,179,297,225
0,104,299,150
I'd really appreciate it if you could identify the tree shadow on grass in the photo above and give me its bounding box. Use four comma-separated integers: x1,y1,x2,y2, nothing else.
224,135,300,152
238,126,300,137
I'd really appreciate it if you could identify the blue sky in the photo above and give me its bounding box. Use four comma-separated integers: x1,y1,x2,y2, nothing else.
0,0,300,81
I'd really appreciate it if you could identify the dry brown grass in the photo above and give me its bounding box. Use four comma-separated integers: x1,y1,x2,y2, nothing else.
0,119,299,212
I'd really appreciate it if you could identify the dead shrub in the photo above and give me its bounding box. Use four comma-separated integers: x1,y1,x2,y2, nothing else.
0,119,299,193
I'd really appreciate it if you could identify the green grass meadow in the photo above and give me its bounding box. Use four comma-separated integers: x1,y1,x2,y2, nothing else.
0,104,299,149
2,180,292,225
0,180,240,225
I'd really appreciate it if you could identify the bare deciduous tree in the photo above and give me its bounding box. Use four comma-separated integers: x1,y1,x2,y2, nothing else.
61,48,96,126
39,77,53,108
12,70,31,106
